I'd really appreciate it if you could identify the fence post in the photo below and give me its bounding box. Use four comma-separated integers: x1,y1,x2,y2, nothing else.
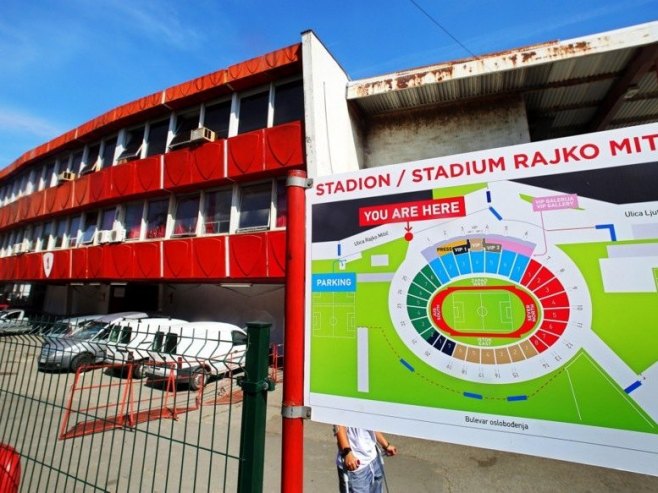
238,322,273,493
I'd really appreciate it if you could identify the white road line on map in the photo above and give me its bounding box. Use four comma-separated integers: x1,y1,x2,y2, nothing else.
566,369,583,420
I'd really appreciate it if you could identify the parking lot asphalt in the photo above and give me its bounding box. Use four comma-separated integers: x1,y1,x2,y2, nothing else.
261,382,658,493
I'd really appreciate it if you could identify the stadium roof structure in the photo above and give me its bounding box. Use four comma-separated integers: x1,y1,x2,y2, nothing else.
347,21,658,141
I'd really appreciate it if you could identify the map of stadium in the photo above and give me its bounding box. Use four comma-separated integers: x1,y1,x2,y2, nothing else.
305,124,658,476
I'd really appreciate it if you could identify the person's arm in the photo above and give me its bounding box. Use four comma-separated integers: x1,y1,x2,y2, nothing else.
335,425,360,471
375,432,398,456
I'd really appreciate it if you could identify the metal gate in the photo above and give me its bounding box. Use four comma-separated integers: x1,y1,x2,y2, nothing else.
0,318,274,492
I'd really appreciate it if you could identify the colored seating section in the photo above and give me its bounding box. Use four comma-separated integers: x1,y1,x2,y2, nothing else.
406,235,570,365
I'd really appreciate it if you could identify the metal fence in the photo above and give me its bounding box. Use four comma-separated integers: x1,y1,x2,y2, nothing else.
0,316,275,492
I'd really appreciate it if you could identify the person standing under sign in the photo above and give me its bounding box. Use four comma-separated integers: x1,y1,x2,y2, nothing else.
334,425,398,492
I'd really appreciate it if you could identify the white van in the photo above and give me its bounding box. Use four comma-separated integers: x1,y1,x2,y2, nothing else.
144,322,247,390
102,317,188,378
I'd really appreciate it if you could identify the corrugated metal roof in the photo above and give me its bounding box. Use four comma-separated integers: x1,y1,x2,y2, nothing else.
348,22,658,141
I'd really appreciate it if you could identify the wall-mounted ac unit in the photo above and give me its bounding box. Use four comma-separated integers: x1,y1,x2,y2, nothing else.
95,230,113,244
57,170,76,183
190,127,216,144
109,229,126,243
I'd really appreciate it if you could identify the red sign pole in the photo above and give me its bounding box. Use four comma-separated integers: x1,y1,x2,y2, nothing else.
281,170,307,492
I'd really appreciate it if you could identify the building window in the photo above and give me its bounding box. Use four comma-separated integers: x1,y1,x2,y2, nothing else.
173,195,200,237
80,211,99,245
43,162,56,189
53,219,68,249
204,101,231,139
101,137,117,169
275,179,287,228
203,188,232,234
146,119,169,157
100,208,116,232
145,198,168,239
81,143,100,175
238,91,269,134
71,150,84,175
274,79,304,126
117,127,144,163
170,111,200,149
124,202,144,240
237,182,271,231
39,221,54,251
67,215,81,248
31,224,42,251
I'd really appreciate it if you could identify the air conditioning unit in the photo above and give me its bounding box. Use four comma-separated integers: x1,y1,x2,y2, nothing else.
109,229,126,243
57,170,76,183
190,127,216,144
95,230,113,244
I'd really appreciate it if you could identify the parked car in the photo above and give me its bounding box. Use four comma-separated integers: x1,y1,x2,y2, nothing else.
35,314,103,339
145,322,247,390
0,309,31,335
102,317,187,378
37,312,150,372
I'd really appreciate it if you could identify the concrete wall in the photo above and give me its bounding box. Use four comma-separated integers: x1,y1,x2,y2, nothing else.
362,97,530,168
161,284,285,345
302,31,363,177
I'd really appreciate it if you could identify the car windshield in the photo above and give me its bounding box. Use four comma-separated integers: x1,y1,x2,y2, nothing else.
44,322,70,335
70,321,108,340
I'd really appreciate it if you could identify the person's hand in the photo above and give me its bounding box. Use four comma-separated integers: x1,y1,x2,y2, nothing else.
382,444,397,456
344,451,360,471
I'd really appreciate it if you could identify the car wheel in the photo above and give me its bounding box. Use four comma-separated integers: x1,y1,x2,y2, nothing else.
70,353,93,372
189,367,209,391
132,361,145,379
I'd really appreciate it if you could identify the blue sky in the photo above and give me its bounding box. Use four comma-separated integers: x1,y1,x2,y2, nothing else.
1,0,656,167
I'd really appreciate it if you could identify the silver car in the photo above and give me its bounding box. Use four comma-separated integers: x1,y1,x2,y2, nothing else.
38,312,150,372
0,309,31,335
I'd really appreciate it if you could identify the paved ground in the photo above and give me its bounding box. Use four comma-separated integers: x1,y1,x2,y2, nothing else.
261,384,658,493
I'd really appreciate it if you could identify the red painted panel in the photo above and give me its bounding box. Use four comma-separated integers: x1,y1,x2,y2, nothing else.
14,255,28,279
192,236,226,279
264,122,304,170
107,243,135,279
73,174,91,208
134,157,161,193
227,131,264,177
110,162,135,197
55,181,73,210
86,246,106,279
3,257,16,280
29,190,45,219
44,188,57,214
16,197,29,223
0,258,6,280
229,234,267,278
163,239,193,278
0,208,6,228
71,248,87,279
163,148,192,189
25,253,43,281
6,202,18,225
191,141,224,182
133,241,161,279
89,169,110,203
49,250,71,280
267,231,286,278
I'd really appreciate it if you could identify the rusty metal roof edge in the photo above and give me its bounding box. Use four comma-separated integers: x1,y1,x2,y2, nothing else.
347,21,658,99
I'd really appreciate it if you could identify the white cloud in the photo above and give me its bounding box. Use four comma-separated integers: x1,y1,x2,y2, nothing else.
0,107,64,141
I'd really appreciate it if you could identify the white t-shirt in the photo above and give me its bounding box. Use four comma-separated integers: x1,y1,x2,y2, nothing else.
336,428,377,471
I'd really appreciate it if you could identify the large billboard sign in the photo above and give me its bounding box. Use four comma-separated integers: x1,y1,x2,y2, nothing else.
305,123,658,476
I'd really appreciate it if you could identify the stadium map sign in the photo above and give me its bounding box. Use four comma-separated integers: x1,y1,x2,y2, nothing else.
304,123,658,475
